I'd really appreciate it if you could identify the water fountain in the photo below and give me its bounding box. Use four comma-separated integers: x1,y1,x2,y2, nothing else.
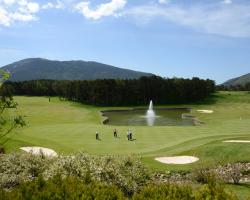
102,100,195,126
146,100,156,126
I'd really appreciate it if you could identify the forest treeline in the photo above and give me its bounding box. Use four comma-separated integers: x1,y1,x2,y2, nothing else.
3,76,215,106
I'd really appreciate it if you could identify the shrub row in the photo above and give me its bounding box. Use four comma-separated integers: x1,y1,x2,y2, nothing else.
0,152,149,195
153,163,250,185
0,152,246,199
0,176,237,200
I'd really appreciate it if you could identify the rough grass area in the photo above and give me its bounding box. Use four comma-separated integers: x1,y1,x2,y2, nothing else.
1,92,250,173
225,184,250,200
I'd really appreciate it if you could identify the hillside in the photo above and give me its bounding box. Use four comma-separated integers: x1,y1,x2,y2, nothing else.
223,73,250,86
1,58,153,81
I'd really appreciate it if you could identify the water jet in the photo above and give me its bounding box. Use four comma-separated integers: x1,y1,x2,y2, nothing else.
146,100,156,126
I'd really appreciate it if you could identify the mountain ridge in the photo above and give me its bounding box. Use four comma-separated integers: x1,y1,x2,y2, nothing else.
222,73,250,86
1,58,153,81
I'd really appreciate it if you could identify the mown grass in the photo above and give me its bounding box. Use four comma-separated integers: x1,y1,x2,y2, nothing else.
1,92,250,171
1,91,250,198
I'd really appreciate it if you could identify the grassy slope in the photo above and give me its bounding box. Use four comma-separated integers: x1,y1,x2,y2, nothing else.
225,184,250,200
1,92,250,169
1,91,250,198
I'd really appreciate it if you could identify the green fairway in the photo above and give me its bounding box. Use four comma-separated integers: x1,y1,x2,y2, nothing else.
2,91,250,171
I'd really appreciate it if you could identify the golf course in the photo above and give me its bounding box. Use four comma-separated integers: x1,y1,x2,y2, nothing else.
2,0,250,198
1,88,250,199
3,91,250,171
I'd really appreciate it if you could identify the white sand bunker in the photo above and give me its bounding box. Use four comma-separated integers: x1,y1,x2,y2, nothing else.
20,147,58,157
197,110,214,114
155,156,199,164
223,140,250,143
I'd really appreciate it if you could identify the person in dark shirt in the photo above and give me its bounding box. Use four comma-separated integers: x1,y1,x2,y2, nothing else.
96,131,99,140
127,130,130,141
129,130,132,140
113,129,117,138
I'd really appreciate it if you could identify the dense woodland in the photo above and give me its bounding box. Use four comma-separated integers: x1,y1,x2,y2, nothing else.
3,76,215,106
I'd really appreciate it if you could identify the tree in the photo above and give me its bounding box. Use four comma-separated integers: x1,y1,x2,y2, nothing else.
4,77,215,106
0,70,26,153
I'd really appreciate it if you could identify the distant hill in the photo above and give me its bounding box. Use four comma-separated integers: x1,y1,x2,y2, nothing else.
1,58,153,81
223,73,250,86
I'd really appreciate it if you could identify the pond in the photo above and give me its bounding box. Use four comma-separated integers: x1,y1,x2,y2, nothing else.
102,108,195,126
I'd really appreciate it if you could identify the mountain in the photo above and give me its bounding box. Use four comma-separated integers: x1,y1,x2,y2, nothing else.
1,58,153,81
223,73,250,86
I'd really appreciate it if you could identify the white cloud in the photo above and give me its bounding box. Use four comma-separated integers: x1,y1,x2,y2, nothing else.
158,0,170,4
27,2,39,13
10,12,36,22
0,7,11,26
222,0,232,4
0,0,40,26
126,3,250,38
75,0,126,20
2,0,16,6
42,0,64,9
18,0,28,7
42,2,53,9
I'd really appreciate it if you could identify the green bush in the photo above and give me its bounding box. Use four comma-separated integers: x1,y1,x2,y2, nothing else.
0,176,126,200
192,168,217,184
133,182,237,200
44,153,149,195
195,181,238,200
133,184,194,200
0,147,4,154
0,152,149,195
0,177,238,200
0,152,239,199
0,152,51,189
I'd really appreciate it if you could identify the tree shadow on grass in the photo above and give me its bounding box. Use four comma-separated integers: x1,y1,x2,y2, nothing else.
192,93,225,105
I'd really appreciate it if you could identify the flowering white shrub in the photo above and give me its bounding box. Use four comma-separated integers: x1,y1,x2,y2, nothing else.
0,152,50,188
44,153,149,195
0,152,149,194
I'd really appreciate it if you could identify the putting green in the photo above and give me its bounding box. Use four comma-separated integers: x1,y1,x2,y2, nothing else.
2,91,250,171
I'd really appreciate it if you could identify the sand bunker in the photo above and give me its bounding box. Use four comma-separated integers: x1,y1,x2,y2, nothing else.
197,110,214,114
155,156,199,164
20,147,58,157
223,140,250,143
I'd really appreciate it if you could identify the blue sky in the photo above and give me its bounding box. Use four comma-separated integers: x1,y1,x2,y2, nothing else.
0,0,250,84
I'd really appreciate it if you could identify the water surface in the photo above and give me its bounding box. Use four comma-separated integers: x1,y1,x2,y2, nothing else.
102,108,194,126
